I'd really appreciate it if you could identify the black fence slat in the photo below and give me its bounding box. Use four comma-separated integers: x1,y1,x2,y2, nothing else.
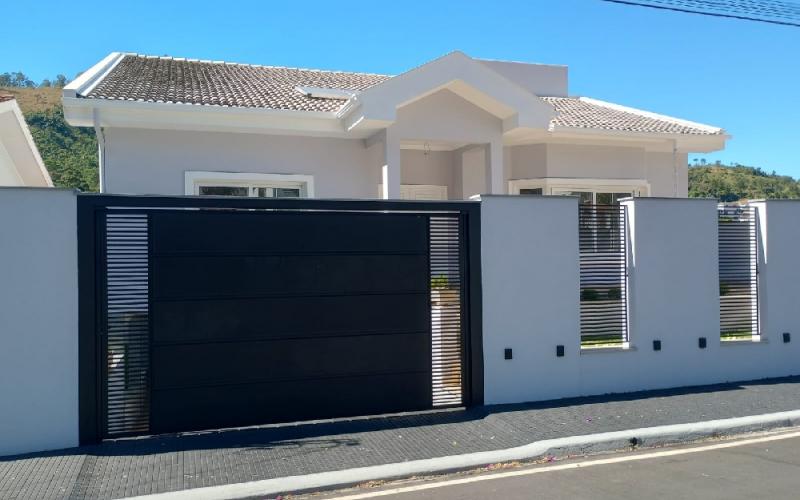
579,204,628,347
718,205,759,340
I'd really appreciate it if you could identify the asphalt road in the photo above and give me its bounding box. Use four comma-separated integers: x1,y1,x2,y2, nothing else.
321,430,800,500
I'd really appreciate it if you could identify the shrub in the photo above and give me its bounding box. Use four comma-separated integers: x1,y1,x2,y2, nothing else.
581,288,599,301
431,275,450,290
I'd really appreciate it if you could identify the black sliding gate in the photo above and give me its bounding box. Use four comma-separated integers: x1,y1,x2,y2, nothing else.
78,195,482,442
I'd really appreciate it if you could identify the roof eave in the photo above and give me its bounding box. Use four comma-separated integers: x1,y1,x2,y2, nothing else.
549,124,729,152
62,96,354,137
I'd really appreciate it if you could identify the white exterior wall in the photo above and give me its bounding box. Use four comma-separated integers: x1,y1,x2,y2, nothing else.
477,60,569,98
506,143,688,197
0,188,79,456
481,195,581,403
103,128,381,197
400,150,456,193
482,196,800,405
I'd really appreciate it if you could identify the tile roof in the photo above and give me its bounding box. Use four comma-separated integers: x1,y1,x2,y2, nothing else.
541,96,723,136
85,54,391,112
81,54,723,136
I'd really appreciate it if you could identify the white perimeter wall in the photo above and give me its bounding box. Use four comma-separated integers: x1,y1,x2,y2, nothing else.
481,196,800,405
0,188,79,455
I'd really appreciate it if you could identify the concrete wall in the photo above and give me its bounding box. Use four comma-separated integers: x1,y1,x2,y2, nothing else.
481,195,581,403
481,196,800,405
0,188,79,456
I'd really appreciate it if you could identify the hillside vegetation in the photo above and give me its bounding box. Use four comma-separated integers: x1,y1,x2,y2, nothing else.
689,164,800,202
1,86,98,191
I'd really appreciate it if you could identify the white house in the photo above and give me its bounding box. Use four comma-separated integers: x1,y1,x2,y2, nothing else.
62,51,728,201
0,96,53,188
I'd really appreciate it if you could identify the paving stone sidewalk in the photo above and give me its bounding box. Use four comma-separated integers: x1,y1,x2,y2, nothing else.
4,377,800,500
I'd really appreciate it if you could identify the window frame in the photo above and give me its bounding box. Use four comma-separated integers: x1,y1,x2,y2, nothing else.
508,178,650,201
184,171,315,198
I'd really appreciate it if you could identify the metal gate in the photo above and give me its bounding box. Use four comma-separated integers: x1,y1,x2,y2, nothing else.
78,196,482,442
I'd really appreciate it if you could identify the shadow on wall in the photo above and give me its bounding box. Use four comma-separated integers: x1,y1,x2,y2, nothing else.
2,375,798,462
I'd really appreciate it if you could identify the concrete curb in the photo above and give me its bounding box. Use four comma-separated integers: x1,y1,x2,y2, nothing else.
129,409,800,500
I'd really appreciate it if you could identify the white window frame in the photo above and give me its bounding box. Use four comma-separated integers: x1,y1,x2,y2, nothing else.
377,184,449,200
184,171,315,198
508,178,650,200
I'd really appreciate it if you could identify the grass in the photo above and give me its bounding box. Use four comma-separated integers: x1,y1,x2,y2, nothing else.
721,331,757,341
0,86,63,114
581,334,626,349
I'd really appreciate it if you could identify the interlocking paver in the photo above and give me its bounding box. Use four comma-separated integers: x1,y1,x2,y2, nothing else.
2,377,800,500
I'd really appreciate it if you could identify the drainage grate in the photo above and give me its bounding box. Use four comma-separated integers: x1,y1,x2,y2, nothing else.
718,205,759,340
104,212,150,437
429,215,464,407
579,204,629,347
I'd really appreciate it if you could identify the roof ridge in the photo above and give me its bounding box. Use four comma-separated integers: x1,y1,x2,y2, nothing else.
121,53,394,79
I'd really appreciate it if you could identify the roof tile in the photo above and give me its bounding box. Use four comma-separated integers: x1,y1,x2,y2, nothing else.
82,54,723,136
541,96,722,136
85,54,391,112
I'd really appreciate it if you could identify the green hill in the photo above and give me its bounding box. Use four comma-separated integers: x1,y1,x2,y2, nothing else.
1,86,98,191
689,164,800,202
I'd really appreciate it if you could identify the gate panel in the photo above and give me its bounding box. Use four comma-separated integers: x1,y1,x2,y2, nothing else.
79,196,482,443
148,210,432,434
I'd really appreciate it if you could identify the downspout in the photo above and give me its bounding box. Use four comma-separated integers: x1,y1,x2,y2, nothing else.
93,109,106,193
672,139,679,197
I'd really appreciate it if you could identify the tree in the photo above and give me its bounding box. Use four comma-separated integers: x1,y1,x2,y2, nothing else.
54,74,68,87
40,79,52,88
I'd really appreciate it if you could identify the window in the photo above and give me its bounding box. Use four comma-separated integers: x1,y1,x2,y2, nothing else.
552,190,636,205
509,179,649,201
185,172,314,198
718,205,760,341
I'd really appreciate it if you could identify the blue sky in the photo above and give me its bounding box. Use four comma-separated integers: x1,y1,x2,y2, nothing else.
2,0,798,176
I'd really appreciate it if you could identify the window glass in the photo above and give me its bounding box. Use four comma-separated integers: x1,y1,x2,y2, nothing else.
596,193,613,205
275,188,301,198
571,192,593,205
252,187,301,198
198,186,249,197
519,188,543,195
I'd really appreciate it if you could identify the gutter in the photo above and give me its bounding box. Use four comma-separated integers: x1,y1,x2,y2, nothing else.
93,109,106,192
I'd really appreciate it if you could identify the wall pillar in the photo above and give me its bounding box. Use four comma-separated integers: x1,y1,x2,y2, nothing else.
381,127,401,199
484,139,504,195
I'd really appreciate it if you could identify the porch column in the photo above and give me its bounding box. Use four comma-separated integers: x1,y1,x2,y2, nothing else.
484,139,504,195
382,128,401,199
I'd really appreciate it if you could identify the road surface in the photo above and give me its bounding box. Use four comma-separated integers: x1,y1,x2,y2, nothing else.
317,430,800,499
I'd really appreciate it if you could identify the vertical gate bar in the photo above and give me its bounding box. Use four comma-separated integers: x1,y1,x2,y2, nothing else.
77,198,100,445
147,213,154,433
96,207,109,440
458,211,469,406
466,205,483,407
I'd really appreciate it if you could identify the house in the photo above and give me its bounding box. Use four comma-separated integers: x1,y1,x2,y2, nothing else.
0,95,52,187
62,51,728,201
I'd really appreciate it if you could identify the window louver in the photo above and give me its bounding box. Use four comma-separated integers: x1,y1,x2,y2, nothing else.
579,204,629,347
